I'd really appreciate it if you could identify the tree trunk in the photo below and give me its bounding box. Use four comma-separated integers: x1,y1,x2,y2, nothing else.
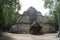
0,32,2,37
0,27,3,37
58,13,60,37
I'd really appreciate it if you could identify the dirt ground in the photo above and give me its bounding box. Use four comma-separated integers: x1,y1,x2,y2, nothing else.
0,32,60,40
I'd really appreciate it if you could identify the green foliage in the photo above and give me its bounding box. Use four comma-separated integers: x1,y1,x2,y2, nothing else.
44,0,54,9
0,0,21,31
44,0,60,31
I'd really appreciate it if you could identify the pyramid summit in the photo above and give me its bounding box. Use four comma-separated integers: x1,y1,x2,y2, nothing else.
27,7,37,11
23,6,42,16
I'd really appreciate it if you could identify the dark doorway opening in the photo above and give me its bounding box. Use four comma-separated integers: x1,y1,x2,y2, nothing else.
29,22,42,35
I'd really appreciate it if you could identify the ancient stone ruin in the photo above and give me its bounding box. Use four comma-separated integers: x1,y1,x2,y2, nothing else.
10,7,56,34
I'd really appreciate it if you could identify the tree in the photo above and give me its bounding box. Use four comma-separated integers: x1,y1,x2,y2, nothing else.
0,0,21,36
44,0,60,37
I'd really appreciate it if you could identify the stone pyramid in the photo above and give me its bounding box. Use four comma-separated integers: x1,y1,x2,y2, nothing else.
10,7,56,34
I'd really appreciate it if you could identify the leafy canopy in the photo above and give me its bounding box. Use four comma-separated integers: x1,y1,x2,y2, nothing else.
0,0,21,30
44,0,60,31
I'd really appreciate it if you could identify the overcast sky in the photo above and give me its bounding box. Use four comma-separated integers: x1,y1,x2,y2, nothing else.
19,0,49,15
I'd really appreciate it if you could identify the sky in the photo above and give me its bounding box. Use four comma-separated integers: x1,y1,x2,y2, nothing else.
19,0,49,15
